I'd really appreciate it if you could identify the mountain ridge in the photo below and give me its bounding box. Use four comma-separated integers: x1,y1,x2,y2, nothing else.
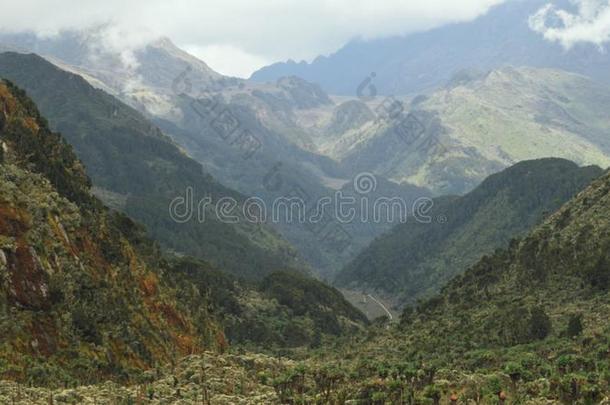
0,78,224,384
336,158,604,305
250,0,610,96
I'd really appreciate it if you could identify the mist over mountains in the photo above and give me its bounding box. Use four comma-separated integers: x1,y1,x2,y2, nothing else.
252,0,610,96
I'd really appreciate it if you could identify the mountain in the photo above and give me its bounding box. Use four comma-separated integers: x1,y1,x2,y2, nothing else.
0,79,369,388
0,51,305,280
0,79,223,384
7,34,610,275
0,34,429,277
329,66,610,194
336,158,603,305
172,258,368,349
0,32,234,115
250,0,610,96
323,100,375,137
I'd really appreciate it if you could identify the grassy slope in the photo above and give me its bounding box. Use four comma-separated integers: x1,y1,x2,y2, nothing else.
332,67,610,195
425,67,610,167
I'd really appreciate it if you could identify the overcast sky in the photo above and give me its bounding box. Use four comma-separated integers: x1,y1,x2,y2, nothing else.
0,0,506,77
1,0,609,78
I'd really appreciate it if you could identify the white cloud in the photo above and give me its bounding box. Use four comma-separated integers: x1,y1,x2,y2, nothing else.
529,0,610,49
183,44,271,78
0,0,505,77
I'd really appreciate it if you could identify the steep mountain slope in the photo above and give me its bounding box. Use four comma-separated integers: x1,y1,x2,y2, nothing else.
323,100,375,138
0,52,304,280
152,78,430,277
35,35,610,199
0,80,370,389
300,164,610,404
337,159,603,304
11,35,610,275
332,66,610,194
172,258,368,349
0,79,222,384
251,0,610,96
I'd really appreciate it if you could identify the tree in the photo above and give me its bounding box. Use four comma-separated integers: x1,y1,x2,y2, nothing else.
529,306,552,340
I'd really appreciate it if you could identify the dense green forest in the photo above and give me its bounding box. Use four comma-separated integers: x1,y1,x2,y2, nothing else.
337,158,603,304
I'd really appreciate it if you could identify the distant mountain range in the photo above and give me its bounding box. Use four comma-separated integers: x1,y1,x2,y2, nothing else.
331,66,610,194
3,33,434,276
250,0,610,96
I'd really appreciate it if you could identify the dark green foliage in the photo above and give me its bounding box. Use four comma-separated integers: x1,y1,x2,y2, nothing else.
261,271,369,332
566,314,584,338
586,255,609,291
169,260,368,349
169,256,242,316
529,306,552,341
337,158,603,303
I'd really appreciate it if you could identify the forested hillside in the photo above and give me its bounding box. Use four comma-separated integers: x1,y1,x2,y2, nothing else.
337,158,603,304
0,79,369,391
0,79,223,384
239,166,610,403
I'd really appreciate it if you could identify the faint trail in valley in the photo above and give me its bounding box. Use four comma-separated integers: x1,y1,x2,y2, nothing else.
366,294,393,321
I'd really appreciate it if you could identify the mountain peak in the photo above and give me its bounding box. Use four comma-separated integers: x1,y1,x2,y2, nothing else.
250,0,609,95
144,35,223,80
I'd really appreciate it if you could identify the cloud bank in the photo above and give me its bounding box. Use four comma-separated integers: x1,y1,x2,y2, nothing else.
529,0,610,49
0,0,504,77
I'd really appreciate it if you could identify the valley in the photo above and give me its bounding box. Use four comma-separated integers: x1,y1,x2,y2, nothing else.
1,1,610,402
3,32,610,284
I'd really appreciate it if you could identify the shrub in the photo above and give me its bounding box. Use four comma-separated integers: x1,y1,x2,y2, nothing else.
529,306,552,340
566,314,583,338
